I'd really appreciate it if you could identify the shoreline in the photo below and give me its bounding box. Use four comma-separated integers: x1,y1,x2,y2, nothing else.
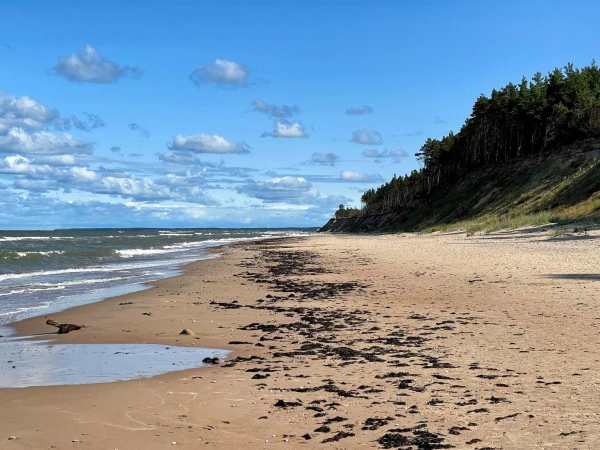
2,241,274,378
4,235,295,342
0,229,312,334
2,231,600,448
4,245,225,341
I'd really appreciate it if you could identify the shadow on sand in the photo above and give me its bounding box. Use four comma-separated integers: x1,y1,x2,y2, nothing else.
543,273,600,281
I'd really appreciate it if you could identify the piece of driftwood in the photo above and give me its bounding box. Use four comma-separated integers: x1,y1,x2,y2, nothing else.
46,319,83,334
180,328,195,335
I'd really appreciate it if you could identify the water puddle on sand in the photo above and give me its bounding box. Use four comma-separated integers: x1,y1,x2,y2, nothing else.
0,338,229,388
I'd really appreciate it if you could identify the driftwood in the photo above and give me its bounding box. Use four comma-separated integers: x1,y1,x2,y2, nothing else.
46,319,83,334
180,328,195,335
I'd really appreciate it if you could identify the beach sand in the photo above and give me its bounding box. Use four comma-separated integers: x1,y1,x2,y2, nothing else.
2,230,600,449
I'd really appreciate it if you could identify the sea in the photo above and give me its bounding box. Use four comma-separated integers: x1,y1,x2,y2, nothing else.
0,228,313,332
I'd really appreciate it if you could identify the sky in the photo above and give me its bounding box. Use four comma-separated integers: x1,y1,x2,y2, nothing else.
1,0,599,229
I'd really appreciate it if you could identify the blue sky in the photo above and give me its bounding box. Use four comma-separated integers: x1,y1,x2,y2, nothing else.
1,0,598,229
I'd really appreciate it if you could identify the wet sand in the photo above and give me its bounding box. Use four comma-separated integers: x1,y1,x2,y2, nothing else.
2,230,600,449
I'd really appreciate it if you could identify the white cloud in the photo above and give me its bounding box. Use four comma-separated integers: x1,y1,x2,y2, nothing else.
351,129,383,145
0,155,61,177
261,121,308,138
34,154,78,166
0,154,219,204
252,99,300,119
309,153,340,166
0,128,92,155
0,95,58,133
169,134,250,154
156,171,206,188
388,149,407,158
345,105,374,115
340,170,383,183
236,176,318,203
70,166,99,183
52,44,142,84
66,168,217,203
189,59,249,88
13,179,58,192
0,93,103,162
362,149,407,158
158,151,201,165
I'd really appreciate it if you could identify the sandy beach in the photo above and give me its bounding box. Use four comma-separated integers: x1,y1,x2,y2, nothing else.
2,230,600,449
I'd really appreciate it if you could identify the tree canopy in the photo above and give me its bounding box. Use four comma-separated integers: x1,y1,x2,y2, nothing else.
334,204,361,219
361,61,600,215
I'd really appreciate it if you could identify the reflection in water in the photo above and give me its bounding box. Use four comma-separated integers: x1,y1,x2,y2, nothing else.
0,339,228,388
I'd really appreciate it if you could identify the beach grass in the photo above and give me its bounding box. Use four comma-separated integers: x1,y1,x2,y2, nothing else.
423,210,557,235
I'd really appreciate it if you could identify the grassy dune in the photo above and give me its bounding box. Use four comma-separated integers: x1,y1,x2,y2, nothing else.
402,141,600,234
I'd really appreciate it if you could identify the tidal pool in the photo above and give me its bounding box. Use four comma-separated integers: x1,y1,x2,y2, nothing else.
0,338,229,388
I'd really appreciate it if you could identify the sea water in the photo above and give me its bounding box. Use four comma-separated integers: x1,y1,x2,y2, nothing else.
0,337,230,387
0,228,313,331
0,228,311,387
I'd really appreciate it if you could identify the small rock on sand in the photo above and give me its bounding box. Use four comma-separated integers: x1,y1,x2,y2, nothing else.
180,329,195,335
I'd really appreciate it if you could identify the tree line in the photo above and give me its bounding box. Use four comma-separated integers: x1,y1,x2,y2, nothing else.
360,61,600,216
334,204,361,219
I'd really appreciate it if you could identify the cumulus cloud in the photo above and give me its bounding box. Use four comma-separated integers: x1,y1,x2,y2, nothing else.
2,155,216,203
128,122,150,138
0,95,59,133
110,146,123,156
82,176,176,201
0,128,92,155
345,105,374,115
189,59,249,88
0,155,61,177
308,152,340,166
0,93,104,136
52,45,142,84
13,179,58,192
340,170,383,183
236,176,317,204
169,134,250,154
158,151,201,165
33,154,78,166
362,149,407,158
0,93,95,159
261,121,308,138
351,129,383,145
252,99,300,119
156,171,206,188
